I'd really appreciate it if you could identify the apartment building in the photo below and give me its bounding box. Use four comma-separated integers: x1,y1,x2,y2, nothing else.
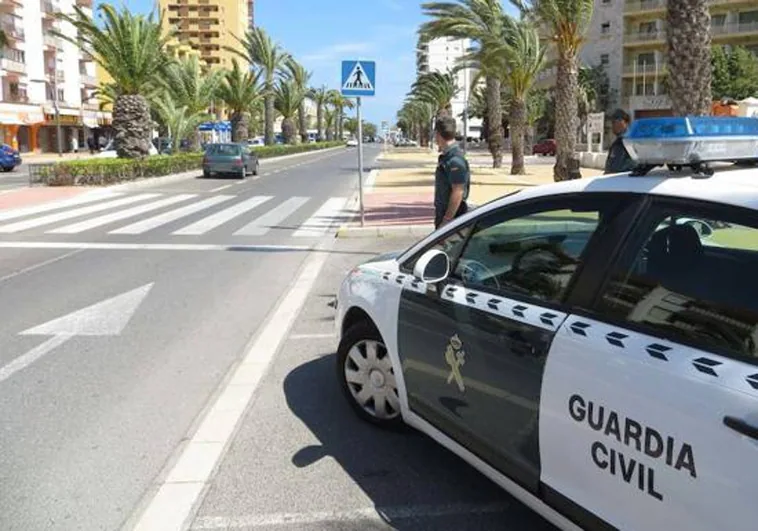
160,0,251,71
0,0,109,153
622,0,758,118
416,36,483,140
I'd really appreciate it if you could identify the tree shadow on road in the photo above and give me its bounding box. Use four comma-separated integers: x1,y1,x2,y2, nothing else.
282,354,557,531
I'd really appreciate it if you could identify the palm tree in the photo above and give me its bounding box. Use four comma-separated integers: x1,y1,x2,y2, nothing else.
666,0,712,115
324,107,336,141
399,98,434,147
161,56,223,149
513,0,594,181
231,27,290,146
216,59,265,142
55,5,174,158
410,71,459,118
274,79,305,144
285,58,312,143
328,90,354,140
153,96,208,152
420,0,506,167
309,85,330,141
492,16,545,174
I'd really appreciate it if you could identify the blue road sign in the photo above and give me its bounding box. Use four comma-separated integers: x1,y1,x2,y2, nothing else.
341,60,375,97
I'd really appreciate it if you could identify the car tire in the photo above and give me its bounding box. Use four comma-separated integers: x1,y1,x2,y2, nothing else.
1,167,11,172
203,170,210,178
337,321,404,430
253,161,259,176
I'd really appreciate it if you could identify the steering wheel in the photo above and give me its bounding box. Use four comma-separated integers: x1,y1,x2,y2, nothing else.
511,243,573,273
458,259,501,289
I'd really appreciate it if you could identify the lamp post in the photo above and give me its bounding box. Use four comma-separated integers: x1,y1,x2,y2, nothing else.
53,46,62,157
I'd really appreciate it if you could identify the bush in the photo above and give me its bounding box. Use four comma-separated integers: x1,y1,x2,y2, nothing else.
41,141,344,186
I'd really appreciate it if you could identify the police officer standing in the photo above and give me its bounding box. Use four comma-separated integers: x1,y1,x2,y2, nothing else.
434,116,470,229
604,109,636,174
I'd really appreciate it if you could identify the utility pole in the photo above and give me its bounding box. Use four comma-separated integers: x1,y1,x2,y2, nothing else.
53,45,62,157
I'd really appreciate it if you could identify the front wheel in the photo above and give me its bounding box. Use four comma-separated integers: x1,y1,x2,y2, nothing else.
337,321,403,430
253,161,259,176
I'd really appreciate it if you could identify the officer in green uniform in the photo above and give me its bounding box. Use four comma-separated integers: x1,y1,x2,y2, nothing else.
434,116,470,229
604,109,636,174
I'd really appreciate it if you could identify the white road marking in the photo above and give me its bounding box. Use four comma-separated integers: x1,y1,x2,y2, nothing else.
208,184,235,192
293,197,350,238
172,196,273,235
110,195,235,235
0,241,310,252
48,194,196,234
191,502,512,529
0,284,153,383
0,249,84,284
132,239,335,531
233,196,309,236
0,194,160,233
0,191,120,222
288,333,334,339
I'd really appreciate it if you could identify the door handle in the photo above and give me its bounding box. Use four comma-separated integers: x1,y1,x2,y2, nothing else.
723,416,758,441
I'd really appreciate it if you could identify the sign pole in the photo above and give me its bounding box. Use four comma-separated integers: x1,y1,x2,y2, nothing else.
357,96,364,227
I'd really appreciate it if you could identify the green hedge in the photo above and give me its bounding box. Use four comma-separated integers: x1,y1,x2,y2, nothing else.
41,141,345,186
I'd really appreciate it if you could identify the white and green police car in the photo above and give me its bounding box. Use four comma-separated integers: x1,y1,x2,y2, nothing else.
334,116,758,531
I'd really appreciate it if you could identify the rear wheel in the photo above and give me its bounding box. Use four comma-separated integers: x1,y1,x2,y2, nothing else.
337,321,403,430
253,161,259,176
203,170,210,178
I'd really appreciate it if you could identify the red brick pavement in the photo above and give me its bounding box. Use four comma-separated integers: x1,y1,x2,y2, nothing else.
360,191,434,226
0,187,88,211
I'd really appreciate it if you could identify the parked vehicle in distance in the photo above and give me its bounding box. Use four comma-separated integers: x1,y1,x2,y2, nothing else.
532,138,557,156
0,144,22,172
95,140,159,158
346,138,358,147
202,143,259,178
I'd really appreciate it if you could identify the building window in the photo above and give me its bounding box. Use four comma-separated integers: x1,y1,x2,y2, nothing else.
739,10,758,24
601,22,611,34
600,54,609,66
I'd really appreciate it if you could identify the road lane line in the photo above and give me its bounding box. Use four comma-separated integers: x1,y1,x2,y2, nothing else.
191,502,512,529
0,335,72,384
0,191,121,222
292,197,349,238
233,197,309,236
0,241,311,252
131,238,335,531
172,196,273,235
0,194,160,233
48,194,197,234
110,195,235,235
208,184,235,192
0,248,84,284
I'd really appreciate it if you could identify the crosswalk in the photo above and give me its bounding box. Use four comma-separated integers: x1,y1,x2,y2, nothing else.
0,192,353,239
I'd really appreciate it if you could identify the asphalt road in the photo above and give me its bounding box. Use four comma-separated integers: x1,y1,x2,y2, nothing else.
0,165,28,192
0,146,379,531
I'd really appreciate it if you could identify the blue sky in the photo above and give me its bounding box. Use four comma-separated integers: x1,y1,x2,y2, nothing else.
98,0,427,125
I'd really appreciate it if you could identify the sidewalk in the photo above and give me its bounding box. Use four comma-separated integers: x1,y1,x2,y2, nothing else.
339,150,603,238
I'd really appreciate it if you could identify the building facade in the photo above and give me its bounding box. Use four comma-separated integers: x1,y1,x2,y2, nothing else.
0,0,110,153
416,36,483,140
160,0,251,71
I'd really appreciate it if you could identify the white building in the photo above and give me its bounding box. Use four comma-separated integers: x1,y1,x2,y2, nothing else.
417,36,483,140
0,0,109,153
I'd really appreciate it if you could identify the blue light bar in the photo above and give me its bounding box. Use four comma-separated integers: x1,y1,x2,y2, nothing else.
623,116,758,166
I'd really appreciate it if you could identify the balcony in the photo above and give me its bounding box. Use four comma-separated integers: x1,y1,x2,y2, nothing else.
43,34,60,50
623,62,666,76
624,29,665,44
46,69,65,83
0,0,24,14
1,48,26,75
712,21,758,37
41,0,59,18
624,0,666,15
80,73,97,86
0,23,25,42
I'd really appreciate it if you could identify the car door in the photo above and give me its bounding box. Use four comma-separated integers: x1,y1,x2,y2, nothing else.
540,198,758,531
397,192,642,493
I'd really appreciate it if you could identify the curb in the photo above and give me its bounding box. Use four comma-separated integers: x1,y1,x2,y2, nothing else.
336,223,434,239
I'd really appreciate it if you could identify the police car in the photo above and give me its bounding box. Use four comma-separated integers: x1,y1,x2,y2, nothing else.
333,117,758,531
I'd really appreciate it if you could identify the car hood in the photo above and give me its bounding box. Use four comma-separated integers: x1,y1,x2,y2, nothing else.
362,249,403,264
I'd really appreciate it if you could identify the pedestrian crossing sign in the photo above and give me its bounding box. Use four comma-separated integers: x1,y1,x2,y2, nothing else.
341,60,375,97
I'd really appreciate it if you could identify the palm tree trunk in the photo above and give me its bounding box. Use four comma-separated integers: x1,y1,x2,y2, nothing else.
509,97,527,175
230,111,248,143
113,94,152,159
264,93,275,145
485,76,503,168
298,102,308,143
337,107,344,139
553,51,579,182
317,105,324,141
667,0,712,116
282,118,296,144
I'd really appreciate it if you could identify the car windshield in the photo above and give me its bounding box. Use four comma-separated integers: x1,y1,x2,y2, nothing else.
208,144,241,156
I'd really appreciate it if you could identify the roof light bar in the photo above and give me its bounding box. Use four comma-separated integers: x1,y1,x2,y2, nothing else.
623,116,758,167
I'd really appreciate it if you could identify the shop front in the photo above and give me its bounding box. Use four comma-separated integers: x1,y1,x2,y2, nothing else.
0,104,46,152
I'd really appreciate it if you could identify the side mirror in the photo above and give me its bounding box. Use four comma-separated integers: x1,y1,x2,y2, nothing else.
413,249,450,284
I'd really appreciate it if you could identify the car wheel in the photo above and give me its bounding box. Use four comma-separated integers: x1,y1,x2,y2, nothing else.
1,167,11,172
337,321,404,430
239,167,246,179
253,161,259,176
203,170,210,178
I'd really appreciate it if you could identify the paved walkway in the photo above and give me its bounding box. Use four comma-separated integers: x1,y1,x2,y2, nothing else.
338,149,603,237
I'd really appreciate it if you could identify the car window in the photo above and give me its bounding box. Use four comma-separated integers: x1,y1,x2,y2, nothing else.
453,204,607,303
208,144,240,156
597,209,758,361
400,226,474,273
